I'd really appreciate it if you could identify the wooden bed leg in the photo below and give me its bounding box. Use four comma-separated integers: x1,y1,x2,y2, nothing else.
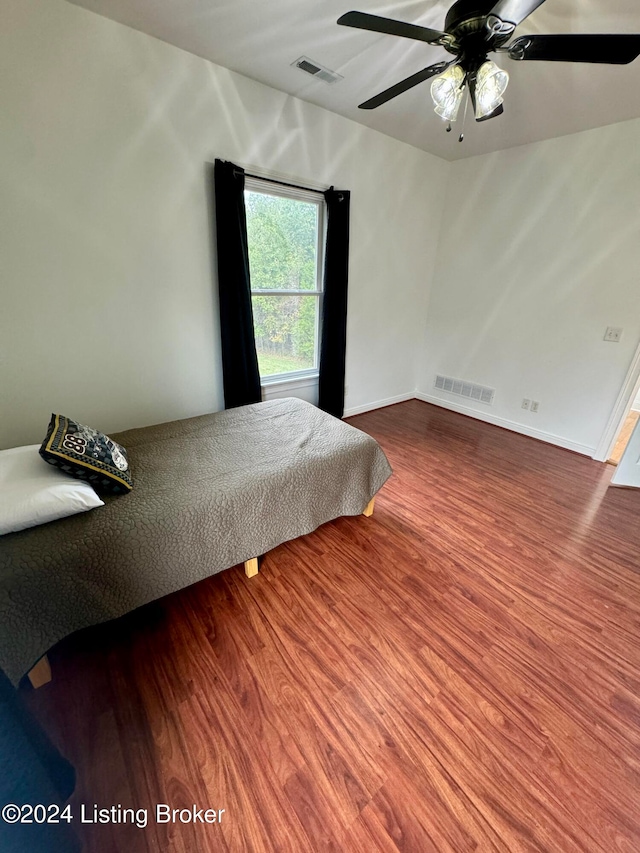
363,497,375,517
244,557,259,578
28,655,52,689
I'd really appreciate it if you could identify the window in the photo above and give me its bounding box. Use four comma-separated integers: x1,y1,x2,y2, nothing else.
244,179,324,382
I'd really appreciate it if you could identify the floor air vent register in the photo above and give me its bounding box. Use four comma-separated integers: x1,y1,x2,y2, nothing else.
435,374,495,404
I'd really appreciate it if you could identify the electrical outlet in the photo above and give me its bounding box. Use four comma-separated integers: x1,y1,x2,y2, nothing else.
522,398,530,410
531,401,539,413
604,327,623,342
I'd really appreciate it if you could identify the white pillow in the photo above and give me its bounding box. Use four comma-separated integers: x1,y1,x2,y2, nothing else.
0,444,105,535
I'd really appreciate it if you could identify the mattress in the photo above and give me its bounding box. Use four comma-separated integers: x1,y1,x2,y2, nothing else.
0,398,392,684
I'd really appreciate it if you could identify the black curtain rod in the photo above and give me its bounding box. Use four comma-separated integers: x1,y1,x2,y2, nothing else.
236,169,328,197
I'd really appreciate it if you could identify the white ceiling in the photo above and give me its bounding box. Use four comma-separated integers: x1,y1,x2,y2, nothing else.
67,0,640,160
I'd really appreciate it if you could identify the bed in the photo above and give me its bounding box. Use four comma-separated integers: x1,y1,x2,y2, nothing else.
0,398,392,685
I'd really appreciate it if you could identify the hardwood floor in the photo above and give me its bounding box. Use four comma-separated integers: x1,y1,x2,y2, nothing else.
27,400,640,852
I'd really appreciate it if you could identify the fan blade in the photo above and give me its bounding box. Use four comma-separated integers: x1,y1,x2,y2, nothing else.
476,103,505,122
508,34,640,64
488,0,547,28
358,62,452,109
337,11,450,46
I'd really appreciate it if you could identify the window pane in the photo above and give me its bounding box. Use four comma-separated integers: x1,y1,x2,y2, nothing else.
251,294,317,376
245,191,318,291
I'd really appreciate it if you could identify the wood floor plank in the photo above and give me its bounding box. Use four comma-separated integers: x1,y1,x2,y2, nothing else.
367,764,483,853
345,804,411,853
24,399,640,852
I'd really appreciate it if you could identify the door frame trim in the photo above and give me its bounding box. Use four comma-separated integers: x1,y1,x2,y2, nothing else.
594,340,640,462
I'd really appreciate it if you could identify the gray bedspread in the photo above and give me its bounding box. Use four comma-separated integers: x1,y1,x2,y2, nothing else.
0,398,391,684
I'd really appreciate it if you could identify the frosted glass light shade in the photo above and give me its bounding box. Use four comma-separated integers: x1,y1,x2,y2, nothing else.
431,64,465,121
475,60,509,119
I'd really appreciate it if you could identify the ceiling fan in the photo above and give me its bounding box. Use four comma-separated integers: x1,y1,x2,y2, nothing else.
338,1,640,133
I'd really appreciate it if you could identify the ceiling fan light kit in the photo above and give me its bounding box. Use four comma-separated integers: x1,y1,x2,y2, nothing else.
474,60,509,117
431,64,465,121
337,0,640,139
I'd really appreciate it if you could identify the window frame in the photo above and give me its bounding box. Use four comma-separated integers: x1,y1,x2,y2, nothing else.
244,177,326,385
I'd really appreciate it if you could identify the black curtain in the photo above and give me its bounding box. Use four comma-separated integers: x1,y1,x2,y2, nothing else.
0,669,80,853
213,159,261,409
318,188,351,418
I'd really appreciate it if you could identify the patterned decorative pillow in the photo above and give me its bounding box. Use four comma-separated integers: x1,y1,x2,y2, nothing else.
39,414,133,495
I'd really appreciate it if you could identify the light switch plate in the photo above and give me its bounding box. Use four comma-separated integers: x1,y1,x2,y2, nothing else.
604,327,623,342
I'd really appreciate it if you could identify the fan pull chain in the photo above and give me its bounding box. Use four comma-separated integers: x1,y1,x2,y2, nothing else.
459,86,469,142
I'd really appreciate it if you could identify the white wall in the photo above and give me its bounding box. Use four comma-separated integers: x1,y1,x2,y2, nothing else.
5,0,638,458
0,0,448,448
416,120,640,456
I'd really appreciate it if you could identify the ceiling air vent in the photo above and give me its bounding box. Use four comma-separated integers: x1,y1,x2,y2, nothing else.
292,56,343,85
435,374,495,405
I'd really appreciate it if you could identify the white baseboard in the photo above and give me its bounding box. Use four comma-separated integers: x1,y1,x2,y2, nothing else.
343,392,415,418
344,390,597,458
415,392,596,457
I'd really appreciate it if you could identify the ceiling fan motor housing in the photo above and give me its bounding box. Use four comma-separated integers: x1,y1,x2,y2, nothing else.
444,0,512,69
445,0,502,34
